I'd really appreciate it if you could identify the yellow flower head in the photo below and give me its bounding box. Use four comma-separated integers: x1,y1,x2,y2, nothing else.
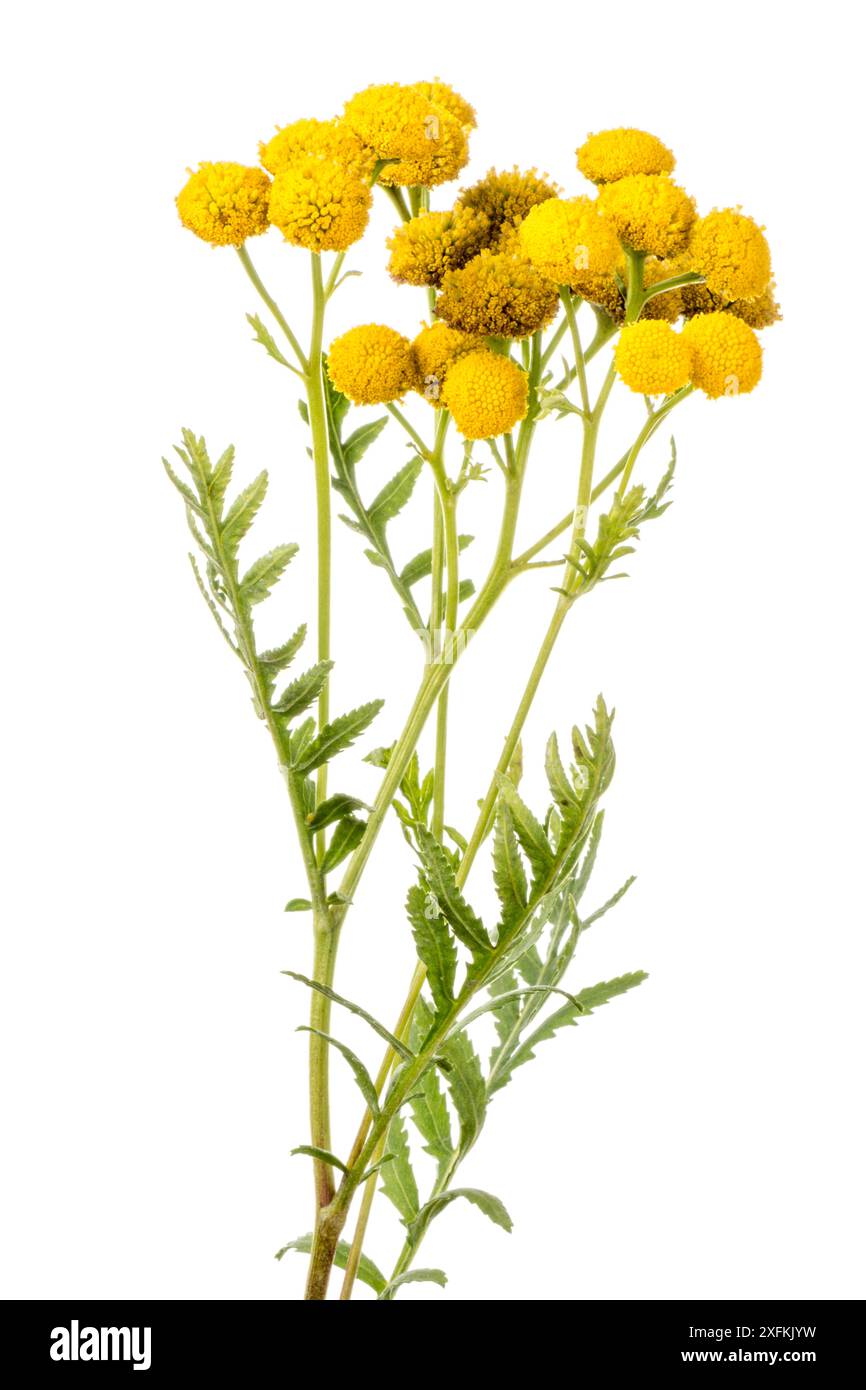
725,284,782,329
581,271,626,322
388,207,490,287
342,83,469,187
441,349,529,439
456,167,560,250
681,312,762,398
615,320,692,395
641,257,685,322
411,80,476,129
412,322,482,406
598,174,695,257
688,209,771,303
176,162,271,246
259,118,375,180
681,276,782,329
577,128,675,184
327,324,420,405
436,251,560,339
268,156,371,252
517,196,622,293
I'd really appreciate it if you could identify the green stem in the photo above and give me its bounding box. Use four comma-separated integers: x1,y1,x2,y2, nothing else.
560,289,590,414
302,253,339,1296
307,255,332,858
617,384,693,498
235,244,308,373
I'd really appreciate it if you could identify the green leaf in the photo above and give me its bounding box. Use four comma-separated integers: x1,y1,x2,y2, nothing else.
408,999,453,1174
379,1114,419,1225
497,778,554,887
410,1188,512,1245
343,416,388,467
282,970,414,1059
488,969,521,1055
293,699,384,775
239,543,299,606
275,1233,385,1295
378,1269,447,1300
458,579,475,603
320,816,366,873
284,898,312,912
545,732,576,810
504,971,648,1083
297,1027,379,1118
246,313,291,369
305,794,370,832
400,535,474,587
207,445,236,514
187,554,238,655
259,624,307,675
406,884,457,1017
367,456,423,541
290,1144,348,1174
492,805,528,936
440,1028,486,1156
162,456,205,515
458,984,582,1034
569,810,605,907
415,826,490,955
580,875,636,930
272,660,333,722
221,470,268,556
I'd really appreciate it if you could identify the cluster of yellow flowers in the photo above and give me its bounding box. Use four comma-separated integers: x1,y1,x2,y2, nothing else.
175,79,475,253
177,94,779,432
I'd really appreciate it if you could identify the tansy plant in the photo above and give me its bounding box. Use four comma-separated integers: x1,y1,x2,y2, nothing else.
167,87,779,1301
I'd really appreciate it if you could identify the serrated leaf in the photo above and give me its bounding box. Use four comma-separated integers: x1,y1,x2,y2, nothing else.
162,456,205,515
400,535,473,588
293,699,384,775
409,1187,512,1245
275,1233,385,1295
320,815,366,874
569,811,605,907
272,660,333,722
247,312,291,369
290,1144,348,1174
239,543,298,605
367,457,423,541
379,1114,419,1225
282,970,414,1059
188,554,238,655
545,731,576,810
440,1028,486,1156
415,826,490,955
288,717,316,766
305,794,370,832
580,875,636,929
488,969,521,1056
492,805,528,936
343,416,388,467
406,883,457,1018
502,971,648,1086
221,470,268,556
259,624,307,675
297,1026,379,1118
408,999,453,1174
378,1268,447,1300
209,444,236,511
497,778,554,888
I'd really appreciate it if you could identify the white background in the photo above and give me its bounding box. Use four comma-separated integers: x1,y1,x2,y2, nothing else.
2,0,864,1302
